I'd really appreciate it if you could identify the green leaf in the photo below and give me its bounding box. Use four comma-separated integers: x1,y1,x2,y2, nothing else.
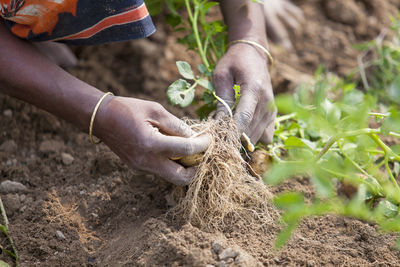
392,145,400,155
233,84,241,103
165,14,182,27
203,1,219,12
167,79,195,108
275,94,296,114
196,103,216,120
198,78,214,91
265,161,311,185
275,222,298,249
0,224,7,235
165,0,179,16
197,64,212,76
378,200,399,218
145,0,162,16
176,61,195,80
284,136,306,148
274,192,305,210
0,260,10,267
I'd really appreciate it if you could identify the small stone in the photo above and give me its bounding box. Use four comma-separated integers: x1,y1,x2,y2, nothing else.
56,230,66,240
0,180,27,193
307,260,315,267
206,265,215,267
61,153,74,165
212,240,223,254
3,194,21,215
0,140,17,153
39,140,65,154
19,194,26,202
218,248,239,261
226,258,234,264
3,109,12,117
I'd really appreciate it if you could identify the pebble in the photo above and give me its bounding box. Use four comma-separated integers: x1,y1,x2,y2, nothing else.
3,194,21,215
212,240,223,254
206,265,215,267
0,180,27,193
19,194,26,202
218,248,239,261
3,109,12,117
39,140,65,154
0,140,17,153
56,230,66,240
61,153,74,165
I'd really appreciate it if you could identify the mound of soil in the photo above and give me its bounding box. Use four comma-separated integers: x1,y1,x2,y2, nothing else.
1,0,400,266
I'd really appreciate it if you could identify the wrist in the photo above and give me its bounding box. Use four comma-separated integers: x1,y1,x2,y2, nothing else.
220,0,267,47
91,93,117,141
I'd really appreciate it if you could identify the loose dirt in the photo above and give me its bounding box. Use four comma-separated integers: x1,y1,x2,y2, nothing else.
1,0,400,266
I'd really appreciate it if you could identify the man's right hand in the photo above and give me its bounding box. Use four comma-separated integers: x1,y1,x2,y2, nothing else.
95,96,211,185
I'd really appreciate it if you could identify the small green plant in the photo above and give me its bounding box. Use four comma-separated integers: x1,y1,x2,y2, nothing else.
0,197,18,266
266,73,400,248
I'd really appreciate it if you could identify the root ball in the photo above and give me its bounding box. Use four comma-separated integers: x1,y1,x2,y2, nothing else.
170,118,278,231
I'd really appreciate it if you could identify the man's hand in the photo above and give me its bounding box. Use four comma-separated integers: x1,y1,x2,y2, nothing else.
95,96,210,185
214,43,276,144
264,0,304,49
218,0,276,144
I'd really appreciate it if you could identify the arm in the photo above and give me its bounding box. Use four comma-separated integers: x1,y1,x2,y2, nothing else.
215,0,276,144
0,20,209,185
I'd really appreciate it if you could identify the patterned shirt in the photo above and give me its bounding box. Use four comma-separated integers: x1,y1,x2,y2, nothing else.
0,0,155,45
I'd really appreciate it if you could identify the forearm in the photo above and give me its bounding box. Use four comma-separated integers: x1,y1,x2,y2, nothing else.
219,0,267,46
0,21,104,132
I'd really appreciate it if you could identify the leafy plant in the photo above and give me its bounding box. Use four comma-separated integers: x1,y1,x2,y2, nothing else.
266,73,400,248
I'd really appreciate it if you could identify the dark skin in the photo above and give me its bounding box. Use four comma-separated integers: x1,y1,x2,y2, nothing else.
0,0,275,185
217,0,276,144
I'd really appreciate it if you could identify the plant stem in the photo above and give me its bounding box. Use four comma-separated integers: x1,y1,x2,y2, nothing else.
337,141,377,181
318,128,380,159
368,133,400,161
275,113,297,123
0,197,9,228
213,92,254,152
385,159,400,190
184,0,210,69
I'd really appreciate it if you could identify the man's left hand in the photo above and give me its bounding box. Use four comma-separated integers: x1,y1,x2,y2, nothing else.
213,42,276,144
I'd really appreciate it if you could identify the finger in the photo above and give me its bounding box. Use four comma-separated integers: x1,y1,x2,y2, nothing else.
152,132,211,158
213,69,235,119
247,90,270,137
277,10,299,31
150,157,197,185
233,85,258,134
249,111,275,144
284,1,304,23
155,110,195,138
265,16,293,49
260,120,276,144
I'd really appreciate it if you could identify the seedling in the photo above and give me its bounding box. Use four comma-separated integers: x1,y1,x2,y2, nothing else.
0,197,18,266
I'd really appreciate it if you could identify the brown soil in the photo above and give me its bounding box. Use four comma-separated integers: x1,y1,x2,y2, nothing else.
1,0,400,266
